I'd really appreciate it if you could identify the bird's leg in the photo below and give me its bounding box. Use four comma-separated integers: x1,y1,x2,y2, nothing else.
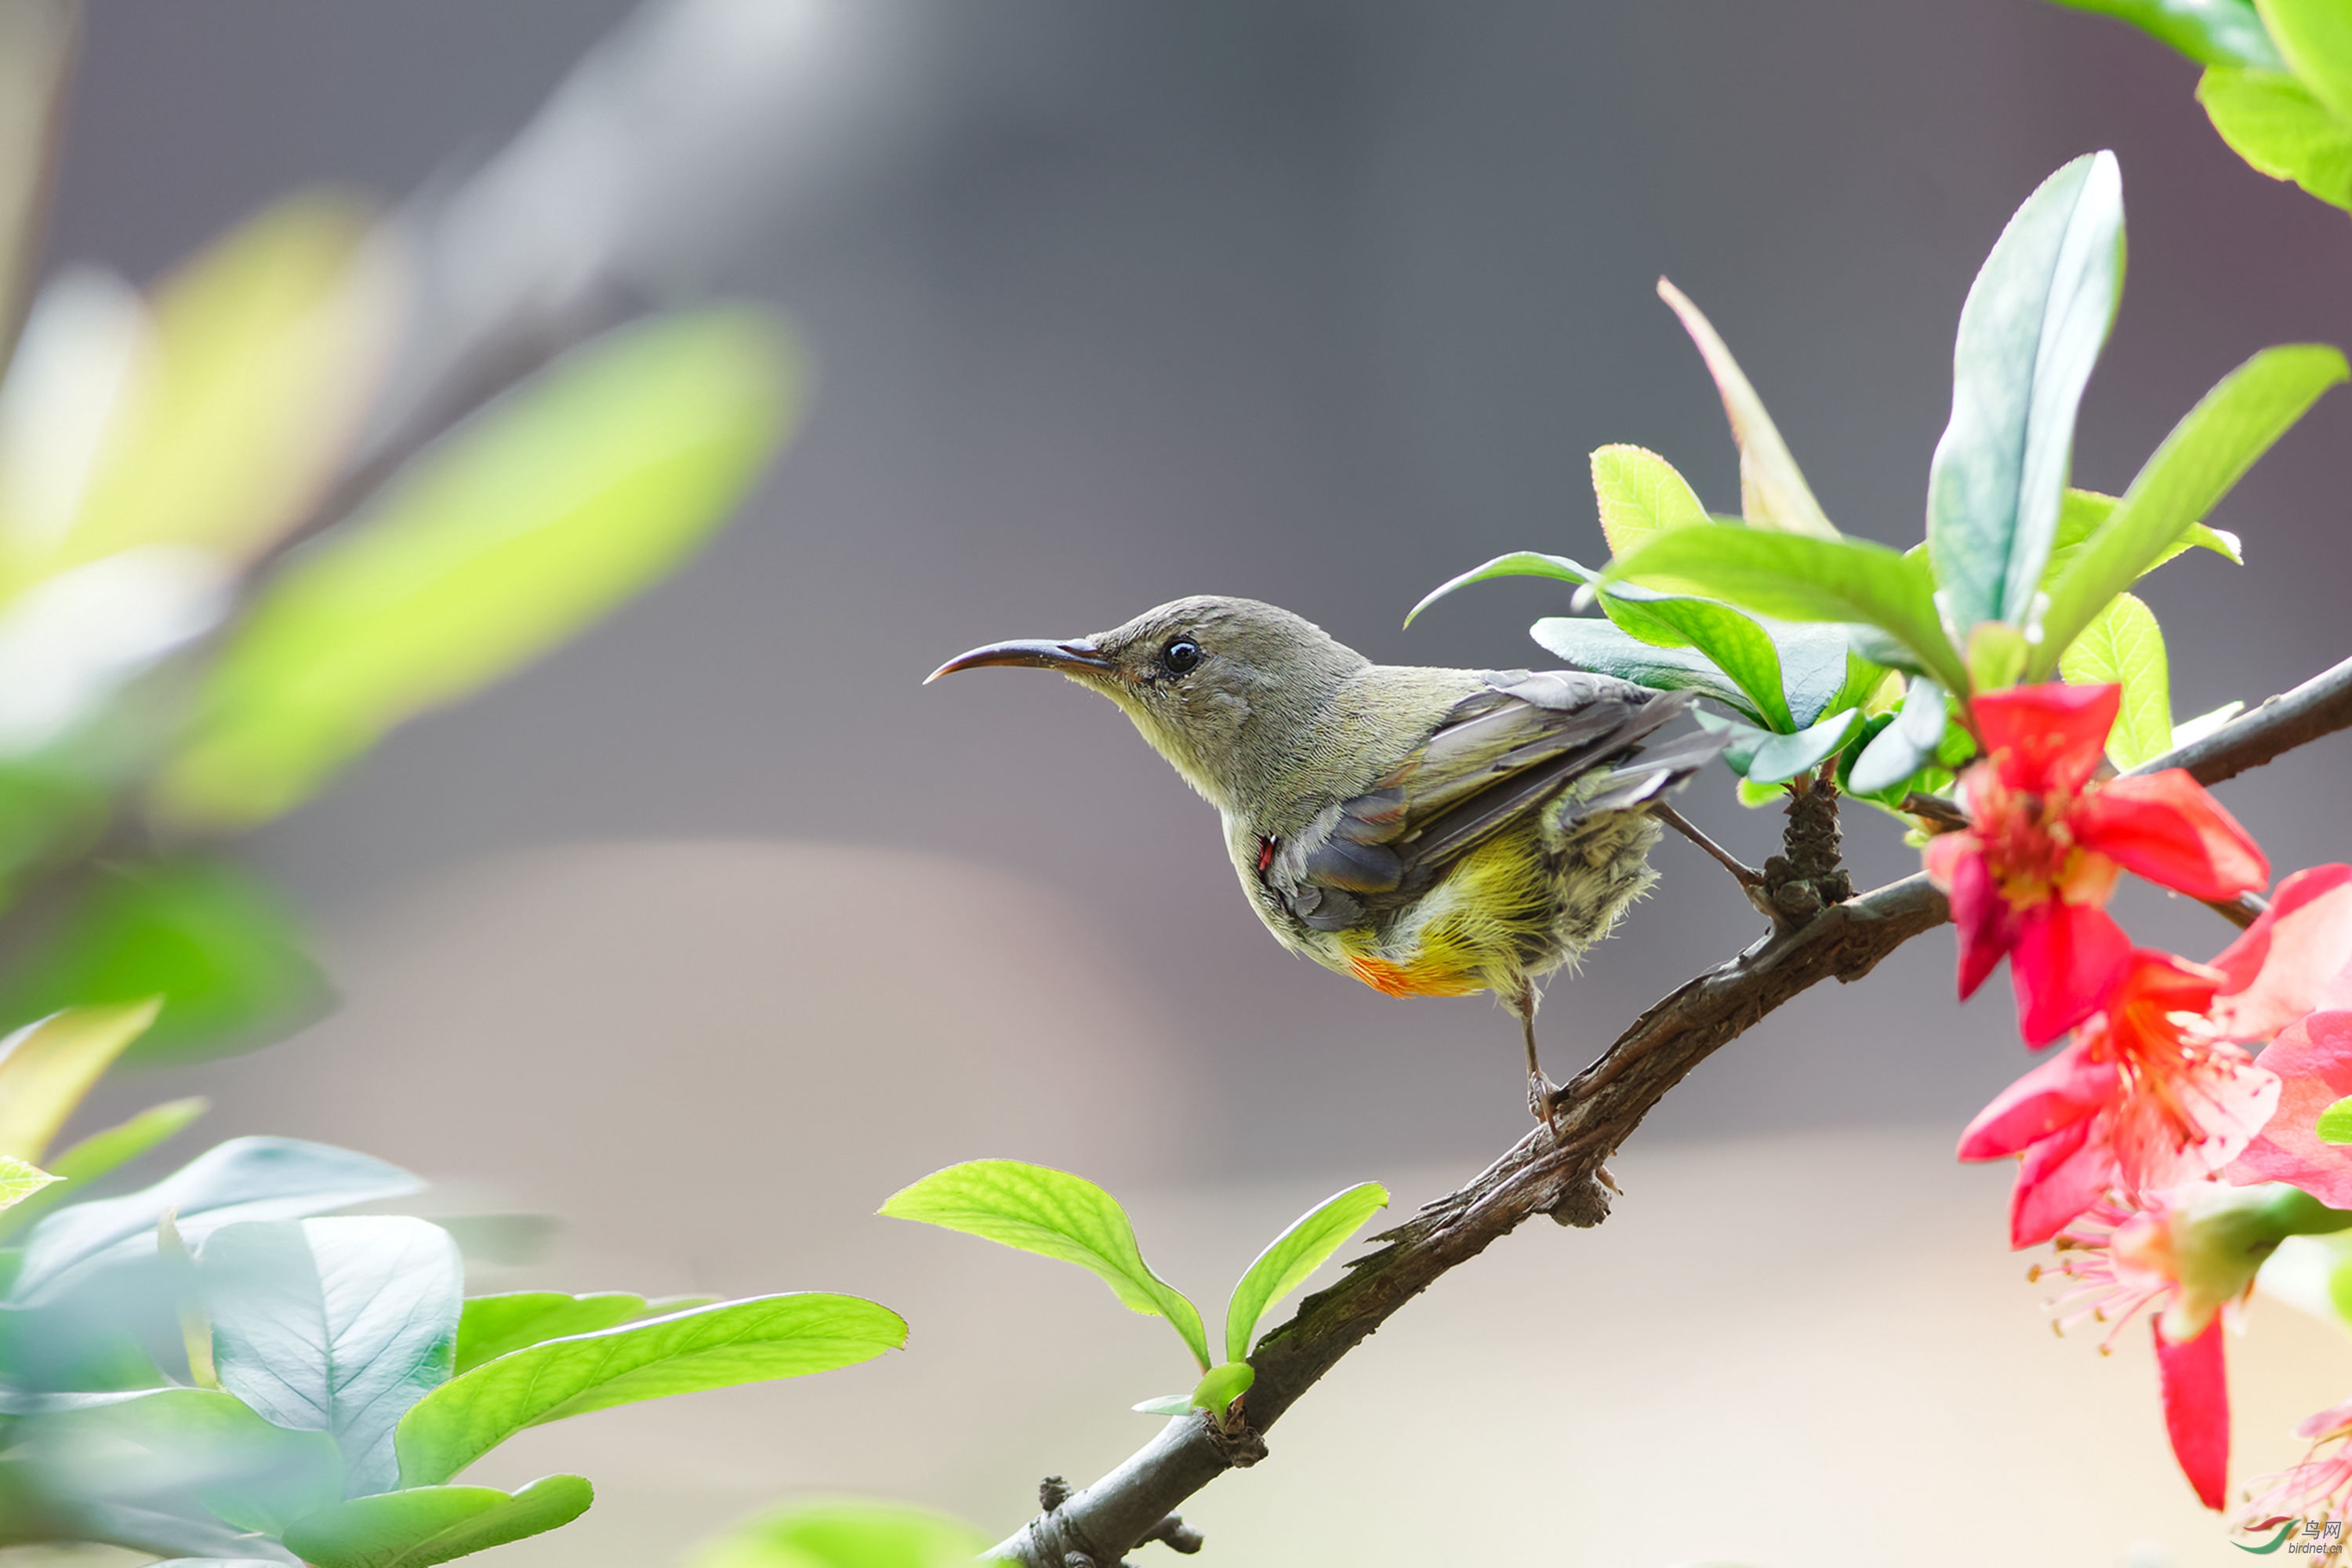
1514,982,1563,1127
1654,804,1773,920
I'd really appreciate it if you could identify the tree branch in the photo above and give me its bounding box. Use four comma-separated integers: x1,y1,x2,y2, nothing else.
986,652,2352,1566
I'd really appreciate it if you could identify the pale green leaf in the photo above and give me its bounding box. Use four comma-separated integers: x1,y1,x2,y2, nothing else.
1590,445,1708,556
395,1294,905,1486
0,1096,209,1240
1404,552,1592,629
1744,709,1860,786
0,1153,56,1210
689,1498,990,1568
456,1292,653,1375
154,307,801,829
1223,1181,1387,1363
2042,488,2242,584
1926,151,2124,635
1594,587,1793,729
2059,593,2173,768
1602,527,1967,695
1190,1359,1255,1414
1528,617,1766,724
881,1159,1207,1370
2259,0,2352,121
2035,343,2347,677
2198,67,2352,209
1656,279,1838,539
283,1475,593,1568
2050,0,2285,67
0,999,162,1163
2173,699,2245,747
1131,1395,1192,1417
1846,678,1951,796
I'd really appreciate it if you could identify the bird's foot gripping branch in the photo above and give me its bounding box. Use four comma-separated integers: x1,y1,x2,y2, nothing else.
898,139,2352,1565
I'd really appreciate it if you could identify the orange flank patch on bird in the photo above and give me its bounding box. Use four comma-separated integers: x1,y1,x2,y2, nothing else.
1339,936,1484,999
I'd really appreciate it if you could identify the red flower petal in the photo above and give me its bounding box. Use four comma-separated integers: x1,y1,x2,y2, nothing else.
2225,1011,2352,1207
1974,683,2119,796
1958,1038,2117,1160
2073,770,2269,902
2155,1315,2230,1511
1927,832,2018,1000
2211,864,2352,1041
2011,902,2132,1047
2009,1114,2113,1247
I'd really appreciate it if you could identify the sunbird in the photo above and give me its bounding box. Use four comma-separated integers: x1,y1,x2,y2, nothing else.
928,596,1725,1119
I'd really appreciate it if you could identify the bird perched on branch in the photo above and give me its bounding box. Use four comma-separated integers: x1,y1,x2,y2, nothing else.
927,596,1725,1120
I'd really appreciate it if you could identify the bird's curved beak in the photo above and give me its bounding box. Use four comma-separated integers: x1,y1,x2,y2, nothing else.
924,636,1113,684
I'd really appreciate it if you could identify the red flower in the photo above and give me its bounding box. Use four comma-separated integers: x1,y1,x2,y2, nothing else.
2228,1011,2352,1207
1925,683,2268,1045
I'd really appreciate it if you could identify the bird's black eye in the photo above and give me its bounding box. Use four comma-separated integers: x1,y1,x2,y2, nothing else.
1162,638,1202,675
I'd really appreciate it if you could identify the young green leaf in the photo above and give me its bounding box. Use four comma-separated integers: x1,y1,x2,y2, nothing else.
1403,552,1593,629
0,1155,57,1210
1846,678,1951,796
0,999,164,1163
2260,0,2352,122
1590,445,1709,556
1602,527,1967,695
455,1292,653,1375
1693,710,1774,778
1222,1181,1388,1363
882,1160,1208,1369
1965,622,2031,695
394,1293,906,1486
0,1097,210,1240
688,1498,991,1568
155,306,801,829
200,1218,463,1497
1132,1394,1192,1417
1593,588,1794,729
1926,151,2124,637
282,1475,594,1568
2059,592,2173,768
2173,699,2246,748
23,1385,346,1537
2040,488,2242,585
0,860,327,1069
1190,1360,1256,1414
1655,279,1838,539
1527,618,1767,724
2197,68,2352,210
2319,1095,2352,1145
2034,343,2347,676
1744,709,1861,787
2049,0,2285,68
9,1135,419,1304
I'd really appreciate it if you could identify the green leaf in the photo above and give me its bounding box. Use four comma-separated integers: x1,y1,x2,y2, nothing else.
1131,1395,1192,1417
0,1155,56,1210
1926,152,2125,637
0,861,327,1069
2049,0,2286,67
2198,67,2352,209
24,1385,345,1537
9,1135,419,1305
1847,678,1951,796
1222,1181,1388,1363
0,999,162,1163
2318,1095,2352,1145
154,307,801,829
2058,592,2173,768
394,1293,906,1486
1602,527,1968,695
1528,617,1764,724
1694,710,1773,777
1189,1359,1255,1414
282,1475,593,1568
1403,552,1592,629
689,1498,990,1568
880,1160,1208,1370
0,1097,209,1240
1965,622,2031,694
1744,709,1861,787
1590,445,1709,556
200,1218,462,1497
2259,0,2352,121
2041,487,2242,584
1593,587,1794,729
1655,280,1839,539
2034,343,2347,677
2173,699,2245,747
455,1291,655,1374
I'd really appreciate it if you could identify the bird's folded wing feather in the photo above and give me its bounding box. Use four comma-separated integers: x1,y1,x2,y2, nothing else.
1273,674,1716,931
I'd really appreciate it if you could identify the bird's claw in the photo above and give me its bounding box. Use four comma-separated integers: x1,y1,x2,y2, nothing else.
1526,1070,1566,1129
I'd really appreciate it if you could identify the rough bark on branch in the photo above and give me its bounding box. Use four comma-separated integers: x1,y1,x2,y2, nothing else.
988,652,2352,1566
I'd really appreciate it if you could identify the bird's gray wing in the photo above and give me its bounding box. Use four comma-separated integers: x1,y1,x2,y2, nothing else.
1272,673,1721,932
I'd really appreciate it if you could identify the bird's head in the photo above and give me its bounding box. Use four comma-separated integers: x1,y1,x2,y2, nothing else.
926,594,1367,811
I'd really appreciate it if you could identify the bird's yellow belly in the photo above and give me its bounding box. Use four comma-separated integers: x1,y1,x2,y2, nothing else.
1329,826,1560,999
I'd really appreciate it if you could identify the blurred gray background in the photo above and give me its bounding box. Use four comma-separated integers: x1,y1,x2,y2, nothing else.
32,5,2352,1564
